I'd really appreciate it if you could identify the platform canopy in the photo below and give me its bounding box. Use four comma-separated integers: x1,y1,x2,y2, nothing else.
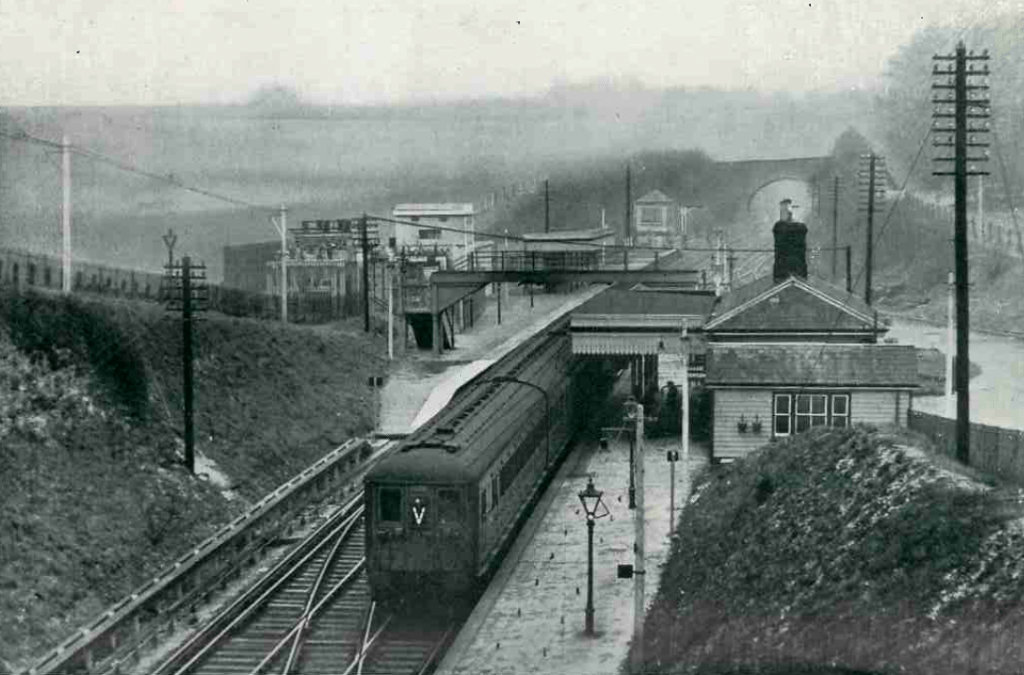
570,285,715,356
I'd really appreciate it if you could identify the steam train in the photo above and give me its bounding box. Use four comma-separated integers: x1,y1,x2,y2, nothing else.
364,321,610,600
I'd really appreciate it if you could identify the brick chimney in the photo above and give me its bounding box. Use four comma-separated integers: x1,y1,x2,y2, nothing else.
773,199,808,282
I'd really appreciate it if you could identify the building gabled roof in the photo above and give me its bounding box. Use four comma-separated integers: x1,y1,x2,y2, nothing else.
572,287,716,324
392,203,475,217
636,189,673,204
705,273,879,334
705,343,918,388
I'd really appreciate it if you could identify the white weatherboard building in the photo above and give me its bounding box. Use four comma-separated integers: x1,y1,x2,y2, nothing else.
390,204,476,251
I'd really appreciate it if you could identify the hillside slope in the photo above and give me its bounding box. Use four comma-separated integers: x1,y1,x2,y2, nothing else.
0,291,384,671
639,426,1024,675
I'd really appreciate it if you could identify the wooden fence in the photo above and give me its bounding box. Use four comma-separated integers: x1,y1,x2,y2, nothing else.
908,410,1024,483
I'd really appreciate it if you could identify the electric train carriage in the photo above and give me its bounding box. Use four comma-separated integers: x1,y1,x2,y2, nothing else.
364,327,611,601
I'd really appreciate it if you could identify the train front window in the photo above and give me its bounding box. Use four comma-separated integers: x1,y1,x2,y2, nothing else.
438,489,463,525
380,487,403,523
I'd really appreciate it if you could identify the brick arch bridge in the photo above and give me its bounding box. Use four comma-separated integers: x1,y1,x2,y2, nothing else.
714,156,831,214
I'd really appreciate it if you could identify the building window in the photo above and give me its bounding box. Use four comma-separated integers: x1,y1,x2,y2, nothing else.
419,228,441,240
773,392,850,436
639,206,662,224
832,394,850,428
795,394,828,432
439,216,448,223
773,394,791,436
411,216,420,222
380,487,403,523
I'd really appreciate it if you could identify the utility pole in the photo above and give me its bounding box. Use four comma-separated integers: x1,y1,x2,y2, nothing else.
630,402,646,675
61,134,72,294
933,41,990,465
362,213,371,333
272,205,288,323
625,165,632,246
163,256,208,475
946,271,955,417
387,261,394,360
831,176,840,282
858,153,886,305
544,179,550,234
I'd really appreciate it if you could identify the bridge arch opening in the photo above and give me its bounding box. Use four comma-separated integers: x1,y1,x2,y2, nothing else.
747,178,814,226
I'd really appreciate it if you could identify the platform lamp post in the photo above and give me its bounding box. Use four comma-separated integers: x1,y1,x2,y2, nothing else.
578,476,608,636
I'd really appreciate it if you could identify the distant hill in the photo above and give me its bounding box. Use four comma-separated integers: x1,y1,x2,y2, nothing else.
0,87,873,278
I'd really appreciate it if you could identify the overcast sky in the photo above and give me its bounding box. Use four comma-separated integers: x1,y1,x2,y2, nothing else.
0,0,1004,107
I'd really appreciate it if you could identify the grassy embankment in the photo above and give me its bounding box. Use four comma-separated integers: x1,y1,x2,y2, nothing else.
638,426,1024,674
0,290,384,672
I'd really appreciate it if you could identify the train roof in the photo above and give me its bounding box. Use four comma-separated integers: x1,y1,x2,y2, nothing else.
367,319,571,486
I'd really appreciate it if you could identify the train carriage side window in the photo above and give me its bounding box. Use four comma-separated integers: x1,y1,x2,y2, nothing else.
438,489,463,525
380,487,403,523
490,475,500,510
480,488,488,519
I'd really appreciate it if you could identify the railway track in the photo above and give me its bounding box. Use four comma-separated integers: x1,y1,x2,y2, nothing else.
151,494,453,675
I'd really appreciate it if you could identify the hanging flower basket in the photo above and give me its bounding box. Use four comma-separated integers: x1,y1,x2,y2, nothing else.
737,416,748,434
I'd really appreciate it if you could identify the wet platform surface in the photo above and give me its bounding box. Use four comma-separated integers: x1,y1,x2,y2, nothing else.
438,393,709,675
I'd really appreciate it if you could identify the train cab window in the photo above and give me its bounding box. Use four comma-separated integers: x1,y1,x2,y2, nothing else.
438,489,463,525
380,487,403,523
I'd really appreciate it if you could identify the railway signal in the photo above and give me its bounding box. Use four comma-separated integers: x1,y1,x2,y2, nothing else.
162,256,208,474
932,41,990,465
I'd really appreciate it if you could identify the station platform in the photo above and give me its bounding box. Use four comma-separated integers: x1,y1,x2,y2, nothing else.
376,286,607,437
437,394,710,675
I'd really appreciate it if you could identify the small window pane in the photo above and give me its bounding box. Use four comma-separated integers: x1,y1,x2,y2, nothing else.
796,416,811,433
833,395,849,416
775,395,791,414
775,415,790,435
832,416,848,428
811,395,827,415
796,395,811,414
380,488,402,523
811,416,827,427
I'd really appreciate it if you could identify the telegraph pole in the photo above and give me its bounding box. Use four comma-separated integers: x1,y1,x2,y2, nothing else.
362,213,371,333
831,176,840,282
163,256,208,475
544,179,550,234
272,205,288,323
625,165,632,246
61,134,72,293
933,41,990,465
858,153,885,305
631,402,645,675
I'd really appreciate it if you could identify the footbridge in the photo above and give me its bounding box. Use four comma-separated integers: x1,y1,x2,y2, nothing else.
403,247,704,354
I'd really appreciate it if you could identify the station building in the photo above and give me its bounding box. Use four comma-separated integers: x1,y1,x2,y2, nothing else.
389,204,476,251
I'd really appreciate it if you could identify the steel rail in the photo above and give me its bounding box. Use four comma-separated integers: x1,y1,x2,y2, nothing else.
153,498,363,675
